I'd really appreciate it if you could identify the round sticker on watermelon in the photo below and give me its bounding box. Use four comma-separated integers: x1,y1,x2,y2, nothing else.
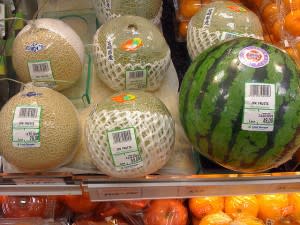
179,37,300,173
239,46,270,68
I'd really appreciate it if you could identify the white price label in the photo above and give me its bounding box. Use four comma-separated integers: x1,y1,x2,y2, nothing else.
95,187,142,200
220,32,240,41
125,69,147,90
202,7,215,28
242,83,275,132
12,106,41,148
28,60,56,88
0,4,5,38
106,36,114,62
107,127,143,170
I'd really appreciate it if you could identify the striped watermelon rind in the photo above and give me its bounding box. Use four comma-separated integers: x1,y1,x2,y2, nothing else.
179,37,300,172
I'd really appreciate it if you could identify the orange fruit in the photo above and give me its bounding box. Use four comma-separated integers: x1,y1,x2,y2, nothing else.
284,47,299,61
192,216,201,225
271,20,282,41
284,10,300,36
63,192,99,214
225,195,259,218
289,193,300,223
283,0,300,13
179,21,189,38
179,0,201,19
143,199,188,225
198,212,233,225
189,196,224,219
257,194,293,224
261,3,279,25
231,214,265,225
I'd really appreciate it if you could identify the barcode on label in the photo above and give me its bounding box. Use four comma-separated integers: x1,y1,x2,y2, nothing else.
249,84,271,97
32,63,50,73
18,108,38,118
112,130,132,144
221,32,239,40
128,70,146,79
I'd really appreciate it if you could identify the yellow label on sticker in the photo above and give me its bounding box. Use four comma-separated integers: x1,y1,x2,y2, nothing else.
120,37,143,52
227,5,247,12
112,93,136,103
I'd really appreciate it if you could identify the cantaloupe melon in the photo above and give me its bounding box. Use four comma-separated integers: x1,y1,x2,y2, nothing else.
12,18,85,91
187,1,263,59
92,0,162,25
85,91,175,178
0,84,80,171
93,15,171,92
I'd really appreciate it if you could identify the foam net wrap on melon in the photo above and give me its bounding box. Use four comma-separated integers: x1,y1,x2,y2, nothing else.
187,26,263,60
92,29,171,91
92,0,162,25
86,109,175,178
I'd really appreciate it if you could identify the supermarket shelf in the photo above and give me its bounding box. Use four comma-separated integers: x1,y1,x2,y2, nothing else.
0,172,299,199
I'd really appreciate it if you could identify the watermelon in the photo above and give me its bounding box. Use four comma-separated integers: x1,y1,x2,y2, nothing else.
179,37,300,172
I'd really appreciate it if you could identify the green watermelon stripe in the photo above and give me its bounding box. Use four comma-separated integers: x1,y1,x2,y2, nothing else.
253,54,300,169
225,44,277,167
227,46,287,169
179,50,212,133
206,39,263,162
182,43,235,144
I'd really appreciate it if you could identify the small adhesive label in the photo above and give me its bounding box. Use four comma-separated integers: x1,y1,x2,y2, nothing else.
111,93,136,103
28,60,56,88
242,83,276,132
12,106,42,148
106,35,114,62
202,7,215,28
107,127,143,170
239,46,269,68
25,43,45,53
120,38,143,52
125,69,147,90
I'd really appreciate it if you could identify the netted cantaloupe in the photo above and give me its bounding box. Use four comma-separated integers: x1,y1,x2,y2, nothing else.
0,84,80,171
85,91,175,178
92,0,162,25
187,1,263,60
92,15,171,92
12,18,85,91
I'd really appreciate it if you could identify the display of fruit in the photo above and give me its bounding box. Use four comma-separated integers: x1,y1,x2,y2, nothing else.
0,85,80,171
257,194,293,224
189,196,224,219
143,199,188,225
85,91,175,178
225,196,259,218
62,192,99,214
198,212,233,225
92,15,171,91
92,0,162,25
179,37,300,173
2,196,48,218
12,18,85,91
187,1,263,59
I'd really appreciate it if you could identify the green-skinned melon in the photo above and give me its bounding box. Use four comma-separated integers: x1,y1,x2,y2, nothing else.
187,1,263,60
92,0,162,25
85,91,175,178
92,15,171,92
179,37,300,173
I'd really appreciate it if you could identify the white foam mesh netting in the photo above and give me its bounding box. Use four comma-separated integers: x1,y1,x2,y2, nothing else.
187,26,263,60
92,0,163,25
92,29,171,91
187,26,221,60
85,109,175,178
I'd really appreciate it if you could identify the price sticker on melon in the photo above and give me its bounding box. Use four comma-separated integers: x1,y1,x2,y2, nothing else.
12,105,42,148
107,127,143,170
27,60,56,88
125,69,147,90
242,83,276,132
